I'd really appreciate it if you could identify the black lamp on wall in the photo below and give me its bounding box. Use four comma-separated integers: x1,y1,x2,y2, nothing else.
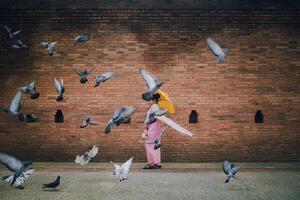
255,110,264,123
55,109,64,123
189,110,199,123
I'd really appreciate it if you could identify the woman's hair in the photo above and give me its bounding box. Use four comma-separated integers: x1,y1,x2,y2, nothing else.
152,93,160,103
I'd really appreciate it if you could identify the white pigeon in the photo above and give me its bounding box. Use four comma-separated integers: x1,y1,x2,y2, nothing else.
4,168,35,189
206,38,228,63
54,78,65,101
110,157,134,182
41,41,57,56
74,145,99,165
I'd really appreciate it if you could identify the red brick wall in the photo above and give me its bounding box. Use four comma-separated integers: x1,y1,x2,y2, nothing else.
0,9,299,162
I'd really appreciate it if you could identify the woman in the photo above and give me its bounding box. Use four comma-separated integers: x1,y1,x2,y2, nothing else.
142,93,162,169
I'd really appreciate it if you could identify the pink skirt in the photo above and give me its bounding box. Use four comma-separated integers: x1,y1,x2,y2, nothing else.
145,120,161,165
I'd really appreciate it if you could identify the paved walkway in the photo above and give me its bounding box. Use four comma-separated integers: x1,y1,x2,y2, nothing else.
0,163,299,200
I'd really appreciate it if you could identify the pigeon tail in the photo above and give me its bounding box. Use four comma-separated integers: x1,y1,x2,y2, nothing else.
104,121,114,134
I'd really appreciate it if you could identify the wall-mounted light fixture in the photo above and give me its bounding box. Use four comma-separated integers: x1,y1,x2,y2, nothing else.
55,109,64,123
255,110,264,123
189,110,198,123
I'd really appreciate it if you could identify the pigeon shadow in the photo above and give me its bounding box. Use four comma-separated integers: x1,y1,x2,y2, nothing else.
42,188,60,192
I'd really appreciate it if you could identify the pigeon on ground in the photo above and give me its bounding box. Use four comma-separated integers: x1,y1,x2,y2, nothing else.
75,145,99,165
74,34,90,46
4,25,21,39
54,78,65,101
42,176,61,189
80,117,100,128
20,81,40,99
2,90,38,122
41,42,57,56
104,107,136,134
222,160,242,183
110,157,134,182
0,153,34,189
94,72,113,87
72,67,95,84
140,68,163,101
206,38,228,63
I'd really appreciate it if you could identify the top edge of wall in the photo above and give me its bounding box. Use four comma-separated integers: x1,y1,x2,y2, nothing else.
1,0,300,10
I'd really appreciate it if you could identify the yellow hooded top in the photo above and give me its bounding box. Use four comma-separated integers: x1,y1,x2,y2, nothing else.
155,90,175,114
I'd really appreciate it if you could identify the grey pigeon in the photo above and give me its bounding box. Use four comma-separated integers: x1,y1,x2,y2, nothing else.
0,153,34,189
43,176,60,189
20,81,40,99
2,90,38,122
12,38,28,49
72,67,95,84
80,117,99,128
4,25,21,39
140,68,163,101
54,78,64,101
41,41,57,56
74,34,90,46
105,107,135,134
94,72,113,87
222,160,242,183
206,38,228,63
144,108,167,125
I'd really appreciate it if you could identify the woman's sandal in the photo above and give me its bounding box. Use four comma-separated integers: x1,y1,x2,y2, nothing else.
143,164,154,169
153,164,162,169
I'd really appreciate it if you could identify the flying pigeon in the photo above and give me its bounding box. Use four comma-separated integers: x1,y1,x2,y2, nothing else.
206,38,228,63
2,90,38,122
140,68,163,101
11,38,28,49
80,117,99,128
72,67,95,84
41,41,57,56
110,157,134,182
74,34,90,46
104,107,136,134
20,81,40,99
42,176,61,189
222,160,242,183
94,72,113,87
144,108,167,125
54,78,65,101
74,145,99,165
0,153,34,189
4,25,21,39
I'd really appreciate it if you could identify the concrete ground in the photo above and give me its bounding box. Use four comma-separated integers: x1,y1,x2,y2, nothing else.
0,162,300,200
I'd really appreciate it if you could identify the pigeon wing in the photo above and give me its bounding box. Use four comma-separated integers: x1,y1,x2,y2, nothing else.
121,157,134,178
87,145,98,158
54,78,62,94
222,160,231,175
13,168,34,187
13,29,21,36
231,164,242,175
41,42,49,48
0,153,24,172
119,107,135,120
110,161,121,176
50,41,57,49
87,66,96,75
72,68,82,76
140,68,158,90
102,72,113,79
89,119,100,125
9,90,23,114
